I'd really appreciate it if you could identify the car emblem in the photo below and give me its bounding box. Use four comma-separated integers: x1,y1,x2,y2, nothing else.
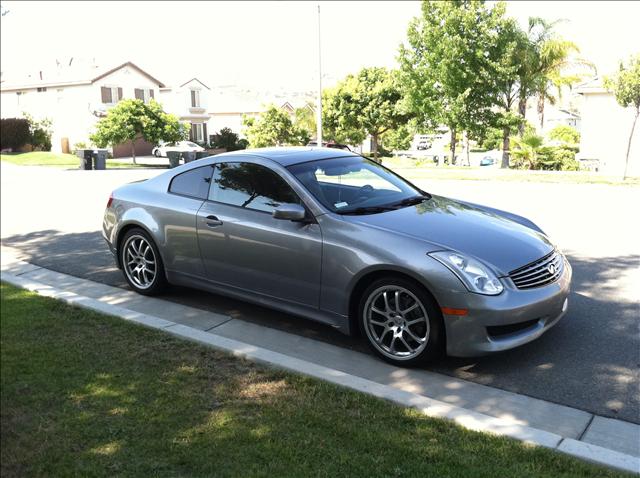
547,264,556,275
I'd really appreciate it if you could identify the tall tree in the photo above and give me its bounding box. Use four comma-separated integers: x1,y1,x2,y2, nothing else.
90,99,187,163
322,67,408,160
605,54,640,179
517,17,594,133
490,14,529,168
242,105,309,148
398,1,505,165
293,102,316,139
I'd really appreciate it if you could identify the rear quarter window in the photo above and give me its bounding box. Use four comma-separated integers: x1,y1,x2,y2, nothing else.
169,166,213,199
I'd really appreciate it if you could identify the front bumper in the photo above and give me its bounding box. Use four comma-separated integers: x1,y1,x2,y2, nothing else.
443,256,572,357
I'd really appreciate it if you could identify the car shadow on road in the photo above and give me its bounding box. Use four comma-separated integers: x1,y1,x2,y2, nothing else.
2,230,639,422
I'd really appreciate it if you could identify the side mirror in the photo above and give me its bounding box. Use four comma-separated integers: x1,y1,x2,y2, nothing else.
272,203,307,221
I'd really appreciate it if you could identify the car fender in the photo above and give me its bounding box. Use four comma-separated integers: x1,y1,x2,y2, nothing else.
112,207,163,267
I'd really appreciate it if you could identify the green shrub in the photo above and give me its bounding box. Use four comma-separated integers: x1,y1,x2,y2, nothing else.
537,146,579,171
210,127,247,151
548,124,580,144
22,113,53,151
0,118,31,151
476,127,505,150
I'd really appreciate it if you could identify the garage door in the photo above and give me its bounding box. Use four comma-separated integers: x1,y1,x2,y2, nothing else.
112,136,155,158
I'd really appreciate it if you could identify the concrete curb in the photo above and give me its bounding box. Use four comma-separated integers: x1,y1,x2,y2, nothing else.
2,271,639,474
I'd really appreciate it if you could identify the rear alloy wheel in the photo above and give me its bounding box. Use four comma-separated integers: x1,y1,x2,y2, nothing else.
120,229,166,295
359,278,443,366
154,149,161,157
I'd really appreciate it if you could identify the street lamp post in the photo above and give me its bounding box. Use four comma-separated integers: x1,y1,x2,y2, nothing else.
316,4,323,147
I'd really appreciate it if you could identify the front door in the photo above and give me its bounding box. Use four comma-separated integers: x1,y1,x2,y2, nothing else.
196,160,322,308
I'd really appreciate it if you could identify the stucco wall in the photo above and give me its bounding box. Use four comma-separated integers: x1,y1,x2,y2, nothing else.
578,91,640,176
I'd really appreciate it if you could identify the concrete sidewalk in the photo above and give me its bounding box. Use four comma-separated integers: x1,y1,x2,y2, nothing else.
1,252,638,474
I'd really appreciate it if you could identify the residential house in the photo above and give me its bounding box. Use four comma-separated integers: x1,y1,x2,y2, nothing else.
207,87,267,140
576,78,639,176
524,100,581,135
159,78,210,144
0,60,165,157
207,87,316,142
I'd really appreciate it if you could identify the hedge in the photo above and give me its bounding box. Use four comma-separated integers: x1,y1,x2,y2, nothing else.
0,118,31,151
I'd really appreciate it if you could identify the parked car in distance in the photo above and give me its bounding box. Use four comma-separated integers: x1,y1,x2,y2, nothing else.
306,141,351,151
153,141,204,157
103,147,571,366
480,156,497,166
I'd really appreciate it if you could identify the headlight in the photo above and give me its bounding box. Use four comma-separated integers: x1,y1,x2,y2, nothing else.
430,251,503,295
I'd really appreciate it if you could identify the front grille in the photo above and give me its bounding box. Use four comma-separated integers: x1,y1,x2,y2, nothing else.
509,250,563,290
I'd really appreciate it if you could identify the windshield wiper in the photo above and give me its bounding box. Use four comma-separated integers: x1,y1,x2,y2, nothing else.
390,194,431,208
341,205,396,215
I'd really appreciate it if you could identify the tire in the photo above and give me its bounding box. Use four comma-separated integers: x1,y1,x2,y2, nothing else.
153,149,161,157
120,228,167,296
358,277,443,366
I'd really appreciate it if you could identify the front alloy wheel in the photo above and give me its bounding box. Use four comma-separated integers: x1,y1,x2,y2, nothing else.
360,278,443,365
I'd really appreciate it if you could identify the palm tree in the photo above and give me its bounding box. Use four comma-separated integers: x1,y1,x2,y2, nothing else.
518,18,595,133
510,132,544,170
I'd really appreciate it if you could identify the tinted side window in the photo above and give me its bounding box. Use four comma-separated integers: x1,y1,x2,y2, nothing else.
169,166,212,199
210,162,300,213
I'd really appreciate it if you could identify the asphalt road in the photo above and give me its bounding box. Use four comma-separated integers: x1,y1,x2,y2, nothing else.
2,162,639,424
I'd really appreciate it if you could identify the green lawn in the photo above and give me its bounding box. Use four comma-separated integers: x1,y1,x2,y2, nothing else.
1,283,628,478
0,152,162,169
382,156,640,186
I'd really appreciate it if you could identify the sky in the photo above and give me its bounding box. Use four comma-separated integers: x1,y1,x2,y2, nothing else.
1,1,639,92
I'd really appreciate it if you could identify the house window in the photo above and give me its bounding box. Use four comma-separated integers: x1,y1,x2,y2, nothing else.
190,89,201,107
57,89,64,102
37,87,47,92
191,123,204,142
134,88,154,103
100,86,122,104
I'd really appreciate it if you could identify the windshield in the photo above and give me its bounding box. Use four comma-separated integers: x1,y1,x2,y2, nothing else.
185,141,200,148
287,156,424,214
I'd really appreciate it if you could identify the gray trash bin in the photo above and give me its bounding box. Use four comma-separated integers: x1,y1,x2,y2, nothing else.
182,151,196,163
76,149,93,170
93,149,108,170
167,151,181,168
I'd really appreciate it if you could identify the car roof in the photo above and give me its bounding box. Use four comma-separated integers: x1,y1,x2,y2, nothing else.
219,146,359,167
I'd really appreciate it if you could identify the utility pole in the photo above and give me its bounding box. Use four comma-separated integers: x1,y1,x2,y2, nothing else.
316,4,323,147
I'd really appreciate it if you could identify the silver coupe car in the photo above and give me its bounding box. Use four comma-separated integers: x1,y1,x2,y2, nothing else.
103,147,571,365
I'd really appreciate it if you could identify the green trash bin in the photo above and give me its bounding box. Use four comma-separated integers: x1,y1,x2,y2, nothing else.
167,151,181,168
76,149,93,170
182,151,196,163
93,149,108,170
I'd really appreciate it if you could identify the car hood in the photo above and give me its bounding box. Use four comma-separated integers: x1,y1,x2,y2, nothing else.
344,195,553,276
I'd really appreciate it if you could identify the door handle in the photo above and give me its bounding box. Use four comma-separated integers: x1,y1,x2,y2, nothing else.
205,215,223,227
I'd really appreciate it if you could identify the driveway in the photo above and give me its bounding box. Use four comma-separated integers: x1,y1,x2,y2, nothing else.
2,162,639,424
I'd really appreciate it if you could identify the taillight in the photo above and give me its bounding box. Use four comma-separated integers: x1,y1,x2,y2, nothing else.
106,193,114,208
